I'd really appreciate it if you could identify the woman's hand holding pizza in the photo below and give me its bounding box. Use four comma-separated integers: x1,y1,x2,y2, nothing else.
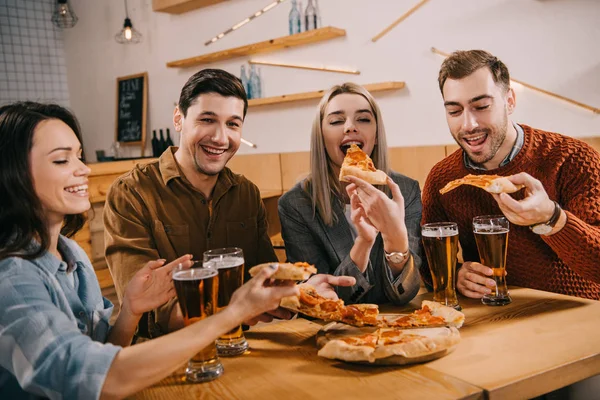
344,176,410,264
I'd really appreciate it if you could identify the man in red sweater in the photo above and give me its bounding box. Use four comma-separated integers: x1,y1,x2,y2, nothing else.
421,49,600,300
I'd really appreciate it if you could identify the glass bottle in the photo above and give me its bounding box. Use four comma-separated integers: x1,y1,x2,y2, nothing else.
304,0,317,31
165,128,174,148
240,64,250,99
314,0,321,29
288,0,301,35
249,65,260,99
158,129,166,155
151,130,159,157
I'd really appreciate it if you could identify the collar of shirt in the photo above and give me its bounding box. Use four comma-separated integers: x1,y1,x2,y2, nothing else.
464,122,524,171
158,146,240,198
24,235,80,276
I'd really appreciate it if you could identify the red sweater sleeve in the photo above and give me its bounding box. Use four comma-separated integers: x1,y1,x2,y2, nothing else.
542,142,600,284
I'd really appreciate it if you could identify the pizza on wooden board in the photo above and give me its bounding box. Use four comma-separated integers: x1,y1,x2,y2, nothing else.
317,324,461,364
248,262,317,281
440,174,524,195
339,144,388,185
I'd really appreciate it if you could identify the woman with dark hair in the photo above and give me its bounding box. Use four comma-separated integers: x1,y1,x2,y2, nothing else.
278,83,423,306
0,101,299,399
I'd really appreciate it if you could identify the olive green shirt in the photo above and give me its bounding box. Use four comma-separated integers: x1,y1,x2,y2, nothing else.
103,147,277,337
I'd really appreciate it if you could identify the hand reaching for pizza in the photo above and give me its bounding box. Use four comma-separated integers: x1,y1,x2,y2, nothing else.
457,261,499,298
492,172,562,229
344,176,410,257
304,274,357,300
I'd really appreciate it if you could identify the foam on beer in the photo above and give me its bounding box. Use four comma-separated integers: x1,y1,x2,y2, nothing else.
422,227,458,238
473,225,509,234
173,268,218,280
208,256,244,269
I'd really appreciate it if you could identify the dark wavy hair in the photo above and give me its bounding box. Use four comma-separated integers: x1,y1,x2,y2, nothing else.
0,101,86,260
178,68,248,118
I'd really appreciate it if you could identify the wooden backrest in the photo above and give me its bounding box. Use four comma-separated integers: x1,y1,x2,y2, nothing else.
280,152,311,191
579,137,600,154
227,153,283,192
388,145,447,188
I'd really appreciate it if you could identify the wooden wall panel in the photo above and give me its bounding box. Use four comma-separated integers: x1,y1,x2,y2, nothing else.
445,144,460,156
388,146,447,188
579,137,600,154
280,152,310,191
227,153,282,192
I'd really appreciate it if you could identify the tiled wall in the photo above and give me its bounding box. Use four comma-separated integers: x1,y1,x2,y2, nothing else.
0,0,70,107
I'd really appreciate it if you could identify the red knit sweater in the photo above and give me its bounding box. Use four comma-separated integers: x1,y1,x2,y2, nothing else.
421,124,600,300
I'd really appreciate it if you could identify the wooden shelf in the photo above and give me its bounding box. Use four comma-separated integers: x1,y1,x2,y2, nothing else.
248,81,406,107
166,26,346,69
152,0,227,14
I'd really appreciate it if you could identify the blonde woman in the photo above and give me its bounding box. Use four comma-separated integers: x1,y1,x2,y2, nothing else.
278,83,422,305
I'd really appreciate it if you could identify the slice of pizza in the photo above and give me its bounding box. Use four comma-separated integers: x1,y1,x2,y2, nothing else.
248,262,317,281
339,144,388,185
439,174,524,195
372,327,461,361
280,285,379,327
385,301,465,329
317,331,379,363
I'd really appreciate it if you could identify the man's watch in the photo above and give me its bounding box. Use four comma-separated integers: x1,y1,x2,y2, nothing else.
529,201,562,235
384,249,410,264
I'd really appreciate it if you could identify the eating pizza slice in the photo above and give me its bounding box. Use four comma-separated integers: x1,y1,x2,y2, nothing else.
439,174,524,195
339,144,388,185
248,261,317,281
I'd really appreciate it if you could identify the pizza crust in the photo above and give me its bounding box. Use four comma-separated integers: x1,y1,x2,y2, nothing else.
421,301,465,328
440,174,524,195
248,262,317,281
316,324,460,364
484,176,523,194
339,165,388,185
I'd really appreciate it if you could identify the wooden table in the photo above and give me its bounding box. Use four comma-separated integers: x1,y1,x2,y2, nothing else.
132,287,600,400
131,318,483,400
397,287,600,399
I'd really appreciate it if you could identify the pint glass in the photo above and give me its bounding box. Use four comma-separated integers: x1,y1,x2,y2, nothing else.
172,264,223,382
422,222,460,310
203,247,248,356
473,215,512,306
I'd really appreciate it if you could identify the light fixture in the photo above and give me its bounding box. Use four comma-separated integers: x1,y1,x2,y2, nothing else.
51,0,78,29
115,0,142,44
205,0,287,46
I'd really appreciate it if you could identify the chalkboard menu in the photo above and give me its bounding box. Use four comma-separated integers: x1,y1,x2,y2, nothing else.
115,72,148,154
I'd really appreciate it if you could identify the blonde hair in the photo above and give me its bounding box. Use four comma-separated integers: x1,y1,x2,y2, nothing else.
305,83,390,226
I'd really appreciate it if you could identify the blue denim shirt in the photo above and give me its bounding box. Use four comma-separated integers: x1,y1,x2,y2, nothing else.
0,236,121,400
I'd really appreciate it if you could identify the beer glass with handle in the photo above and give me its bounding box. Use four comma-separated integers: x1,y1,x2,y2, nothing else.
473,215,512,306
421,222,461,310
203,247,248,356
172,263,223,382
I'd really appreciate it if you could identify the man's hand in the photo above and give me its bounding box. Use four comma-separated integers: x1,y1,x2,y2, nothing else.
304,274,357,299
456,261,497,298
492,172,555,227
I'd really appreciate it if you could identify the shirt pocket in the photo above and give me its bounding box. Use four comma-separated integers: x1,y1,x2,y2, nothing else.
226,217,257,254
153,220,190,259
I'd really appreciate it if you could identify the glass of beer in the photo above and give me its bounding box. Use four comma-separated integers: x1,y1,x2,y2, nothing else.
422,222,460,310
203,247,248,357
172,263,223,383
473,215,512,306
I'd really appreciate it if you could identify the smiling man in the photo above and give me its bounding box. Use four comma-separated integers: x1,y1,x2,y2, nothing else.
421,50,600,301
104,69,353,339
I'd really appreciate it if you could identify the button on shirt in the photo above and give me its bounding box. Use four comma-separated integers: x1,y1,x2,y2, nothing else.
0,236,120,400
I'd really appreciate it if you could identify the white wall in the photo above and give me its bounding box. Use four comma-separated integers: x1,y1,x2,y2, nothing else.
63,0,600,161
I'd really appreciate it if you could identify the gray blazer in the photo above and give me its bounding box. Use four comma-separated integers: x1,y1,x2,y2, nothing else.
278,171,422,305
